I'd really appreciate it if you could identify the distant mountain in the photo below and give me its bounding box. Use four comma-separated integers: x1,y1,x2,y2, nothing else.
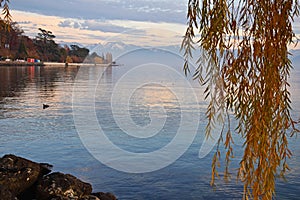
291,49,300,57
290,49,300,69
85,41,182,60
75,40,300,69
86,41,139,59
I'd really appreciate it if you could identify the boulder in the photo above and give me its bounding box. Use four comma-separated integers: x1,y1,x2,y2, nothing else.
91,192,117,200
0,155,117,200
0,185,15,199
79,195,100,200
36,172,92,200
0,154,52,199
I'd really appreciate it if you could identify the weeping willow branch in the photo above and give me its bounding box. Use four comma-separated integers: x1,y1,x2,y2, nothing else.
182,0,300,199
0,0,11,30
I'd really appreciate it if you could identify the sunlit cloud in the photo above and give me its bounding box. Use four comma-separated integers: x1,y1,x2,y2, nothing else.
11,10,185,46
58,19,145,34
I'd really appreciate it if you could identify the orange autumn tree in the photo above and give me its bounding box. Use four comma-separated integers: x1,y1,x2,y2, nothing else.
182,0,300,199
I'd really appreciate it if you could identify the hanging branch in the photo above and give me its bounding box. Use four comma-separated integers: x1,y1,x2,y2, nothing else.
0,0,11,31
182,0,300,199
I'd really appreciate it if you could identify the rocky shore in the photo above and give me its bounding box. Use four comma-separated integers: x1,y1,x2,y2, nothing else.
0,154,117,200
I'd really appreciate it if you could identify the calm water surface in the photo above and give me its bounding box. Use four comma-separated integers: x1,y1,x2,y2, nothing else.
0,55,300,199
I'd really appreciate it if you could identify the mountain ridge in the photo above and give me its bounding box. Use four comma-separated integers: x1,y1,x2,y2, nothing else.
60,41,300,67
85,41,182,59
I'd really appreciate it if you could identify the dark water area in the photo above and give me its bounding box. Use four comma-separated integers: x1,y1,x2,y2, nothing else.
0,57,300,199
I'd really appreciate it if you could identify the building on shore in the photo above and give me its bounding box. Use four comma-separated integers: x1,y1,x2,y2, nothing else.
105,52,112,64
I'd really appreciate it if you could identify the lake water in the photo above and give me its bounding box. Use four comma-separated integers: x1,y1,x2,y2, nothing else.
1,51,300,199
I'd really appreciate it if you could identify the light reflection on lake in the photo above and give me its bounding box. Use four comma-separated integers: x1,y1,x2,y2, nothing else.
0,59,299,199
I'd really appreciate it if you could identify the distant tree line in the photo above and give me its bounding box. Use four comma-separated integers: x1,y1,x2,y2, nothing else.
0,20,90,63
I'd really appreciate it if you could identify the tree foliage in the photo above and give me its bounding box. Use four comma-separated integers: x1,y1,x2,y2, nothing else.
0,23,90,62
34,28,59,61
16,37,28,58
182,0,300,199
0,19,37,59
68,44,90,63
33,28,90,62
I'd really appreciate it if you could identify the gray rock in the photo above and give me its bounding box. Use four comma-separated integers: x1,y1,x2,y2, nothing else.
36,172,92,200
0,155,117,200
0,154,52,200
79,195,100,200
91,192,117,200
0,185,16,200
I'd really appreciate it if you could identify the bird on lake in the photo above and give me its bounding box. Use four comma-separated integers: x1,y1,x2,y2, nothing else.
43,104,50,109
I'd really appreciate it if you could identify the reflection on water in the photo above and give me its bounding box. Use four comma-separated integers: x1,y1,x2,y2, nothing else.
0,65,299,199
0,66,79,119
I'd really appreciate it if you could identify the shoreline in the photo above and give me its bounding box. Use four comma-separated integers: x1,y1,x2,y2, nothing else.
44,62,111,67
0,61,112,67
0,61,45,66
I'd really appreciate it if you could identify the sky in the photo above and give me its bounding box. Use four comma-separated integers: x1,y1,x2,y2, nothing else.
10,0,188,46
9,0,300,48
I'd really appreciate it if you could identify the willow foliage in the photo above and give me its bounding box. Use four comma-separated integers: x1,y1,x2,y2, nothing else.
0,0,11,29
182,0,300,199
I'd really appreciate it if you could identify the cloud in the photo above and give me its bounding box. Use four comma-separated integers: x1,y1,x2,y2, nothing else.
58,19,145,34
8,1,190,46
10,0,187,24
9,1,300,49
16,21,32,24
12,10,181,46
58,20,82,29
